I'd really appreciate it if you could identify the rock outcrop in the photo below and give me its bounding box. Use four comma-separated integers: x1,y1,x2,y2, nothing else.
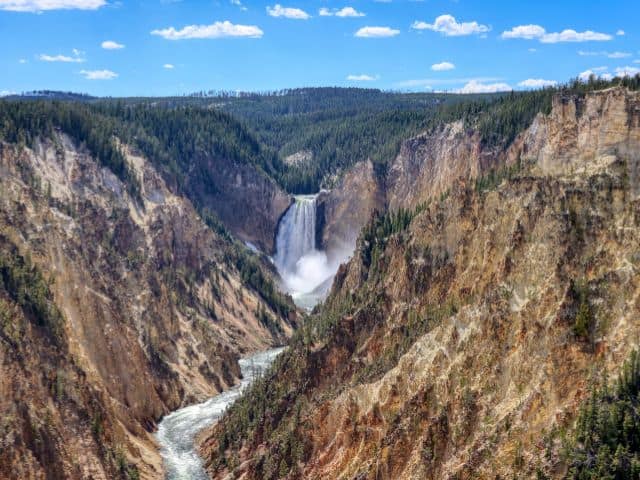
317,160,384,261
0,135,295,479
202,87,640,479
183,155,292,254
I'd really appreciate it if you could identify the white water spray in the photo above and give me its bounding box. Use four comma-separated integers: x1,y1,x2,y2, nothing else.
274,194,347,309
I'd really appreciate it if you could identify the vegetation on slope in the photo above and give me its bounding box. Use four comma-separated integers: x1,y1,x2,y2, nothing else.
218,76,639,193
0,239,65,346
0,100,142,201
0,100,295,322
564,350,640,479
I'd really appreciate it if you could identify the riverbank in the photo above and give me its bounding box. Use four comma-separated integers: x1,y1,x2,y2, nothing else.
156,348,285,479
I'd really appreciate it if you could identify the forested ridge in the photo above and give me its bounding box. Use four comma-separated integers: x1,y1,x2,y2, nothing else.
4,76,639,194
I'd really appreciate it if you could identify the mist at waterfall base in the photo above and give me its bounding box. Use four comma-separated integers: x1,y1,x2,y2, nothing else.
274,194,352,310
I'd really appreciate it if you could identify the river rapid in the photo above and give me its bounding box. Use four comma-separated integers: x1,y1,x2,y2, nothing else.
156,348,284,479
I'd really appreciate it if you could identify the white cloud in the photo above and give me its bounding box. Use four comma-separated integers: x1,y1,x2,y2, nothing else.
528,48,537,53
163,63,174,69
39,53,85,62
0,0,105,11
615,66,640,77
501,24,545,40
320,6,364,17
518,78,558,88
454,80,511,94
635,60,640,64
19,58,27,63
266,4,310,19
355,26,399,38
151,21,264,40
396,76,503,89
431,61,455,71
79,69,117,80
578,68,612,82
101,40,125,50
578,50,631,58
617,29,625,36
230,0,246,10
411,14,490,36
0,90,16,97
346,74,378,81
502,24,612,43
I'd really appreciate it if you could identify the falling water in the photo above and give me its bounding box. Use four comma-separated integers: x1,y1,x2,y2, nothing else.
274,195,318,274
274,194,342,310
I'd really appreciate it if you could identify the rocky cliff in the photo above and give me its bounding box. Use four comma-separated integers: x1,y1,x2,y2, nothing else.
317,160,384,261
183,154,291,254
202,87,640,479
0,134,295,479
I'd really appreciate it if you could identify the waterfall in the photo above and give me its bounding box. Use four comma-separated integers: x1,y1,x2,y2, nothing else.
274,195,318,274
273,194,336,309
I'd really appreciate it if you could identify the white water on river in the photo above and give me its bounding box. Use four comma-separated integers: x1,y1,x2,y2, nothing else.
156,348,284,480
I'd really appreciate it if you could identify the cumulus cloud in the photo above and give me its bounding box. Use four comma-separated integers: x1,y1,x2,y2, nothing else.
101,40,125,50
0,0,105,11
617,29,625,36
346,74,378,81
79,69,117,80
517,78,558,88
454,80,511,94
578,67,612,82
355,26,399,38
319,6,364,17
412,14,490,36
266,4,310,19
502,24,612,43
0,90,16,97
19,58,27,63
431,61,455,71
501,24,545,40
615,66,640,77
151,21,264,40
163,63,174,69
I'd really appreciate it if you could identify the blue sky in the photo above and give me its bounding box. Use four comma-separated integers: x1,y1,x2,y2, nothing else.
1,0,638,96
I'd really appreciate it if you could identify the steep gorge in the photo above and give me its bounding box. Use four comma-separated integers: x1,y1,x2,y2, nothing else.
0,132,296,479
201,86,640,479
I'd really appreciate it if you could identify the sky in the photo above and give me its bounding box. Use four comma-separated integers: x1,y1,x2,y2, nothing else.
0,0,639,96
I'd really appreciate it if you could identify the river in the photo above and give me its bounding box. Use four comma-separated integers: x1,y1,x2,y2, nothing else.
156,347,284,479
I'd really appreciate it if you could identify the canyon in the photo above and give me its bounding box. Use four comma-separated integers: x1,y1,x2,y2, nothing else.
1,82,640,480
0,133,295,479
201,86,640,479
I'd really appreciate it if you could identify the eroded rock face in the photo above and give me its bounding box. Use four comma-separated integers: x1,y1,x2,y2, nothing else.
184,155,291,254
317,160,384,261
0,136,294,479
202,87,640,480
387,87,640,210
522,87,640,187
387,120,485,210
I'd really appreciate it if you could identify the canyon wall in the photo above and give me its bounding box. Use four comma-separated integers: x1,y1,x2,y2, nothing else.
203,87,640,479
317,160,384,261
0,135,295,479
183,155,291,254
